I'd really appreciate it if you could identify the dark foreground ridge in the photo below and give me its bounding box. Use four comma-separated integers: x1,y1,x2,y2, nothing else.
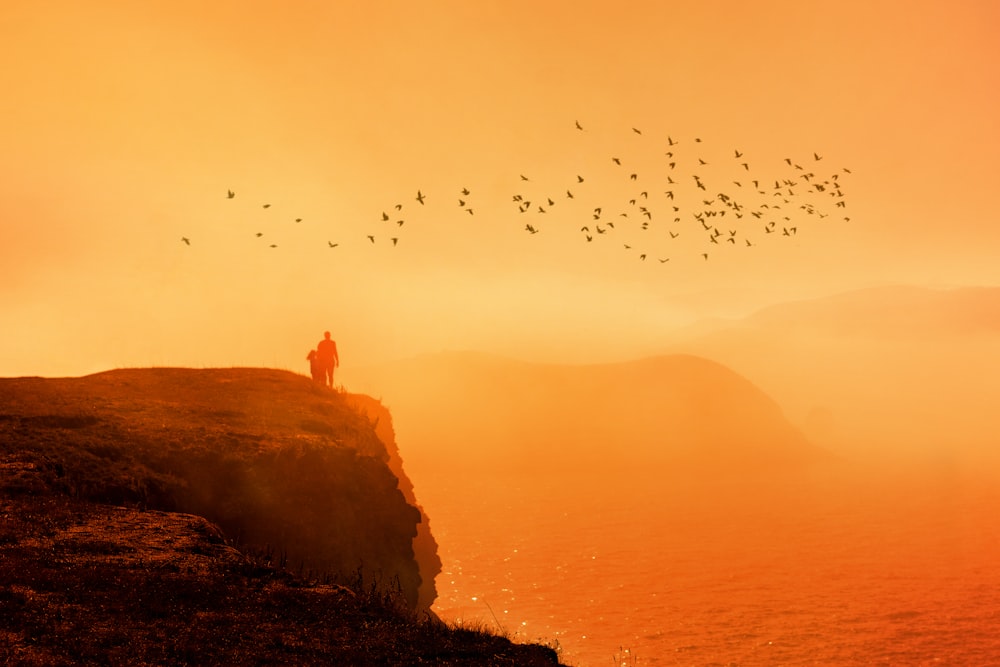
0,368,564,666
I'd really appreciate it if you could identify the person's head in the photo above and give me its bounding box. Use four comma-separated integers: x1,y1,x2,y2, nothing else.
324,331,331,340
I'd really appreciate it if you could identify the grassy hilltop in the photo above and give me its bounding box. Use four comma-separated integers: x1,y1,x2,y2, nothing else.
0,368,563,666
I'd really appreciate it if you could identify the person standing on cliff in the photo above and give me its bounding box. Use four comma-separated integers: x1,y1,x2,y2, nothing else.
316,331,339,388
306,349,325,384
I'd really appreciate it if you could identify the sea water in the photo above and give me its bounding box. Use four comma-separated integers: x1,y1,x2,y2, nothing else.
421,464,1000,666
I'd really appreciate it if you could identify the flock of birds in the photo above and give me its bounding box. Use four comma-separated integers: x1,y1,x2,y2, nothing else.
184,122,852,265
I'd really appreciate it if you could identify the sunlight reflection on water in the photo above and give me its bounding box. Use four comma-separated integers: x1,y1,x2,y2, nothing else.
427,467,1000,666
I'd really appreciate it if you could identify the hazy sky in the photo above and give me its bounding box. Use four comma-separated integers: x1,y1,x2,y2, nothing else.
3,0,998,377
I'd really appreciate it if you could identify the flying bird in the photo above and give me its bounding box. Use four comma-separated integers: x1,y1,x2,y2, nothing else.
328,241,338,247
367,235,375,243
391,237,399,246
415,190,426,204
181,237,190,245
262,204,271,209
226,190,235,199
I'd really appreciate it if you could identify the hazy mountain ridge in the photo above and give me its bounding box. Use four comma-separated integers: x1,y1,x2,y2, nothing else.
742,285,1000,337
344,352,829,477
657,284,1000,467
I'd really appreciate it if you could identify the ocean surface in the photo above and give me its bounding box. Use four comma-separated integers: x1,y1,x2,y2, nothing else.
417,463,1000,667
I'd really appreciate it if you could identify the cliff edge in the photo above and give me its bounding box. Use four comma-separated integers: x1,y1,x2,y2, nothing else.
0,368,562,664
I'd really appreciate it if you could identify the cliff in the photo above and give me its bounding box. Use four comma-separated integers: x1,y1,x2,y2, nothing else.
0,368,563,665
345,352,830,478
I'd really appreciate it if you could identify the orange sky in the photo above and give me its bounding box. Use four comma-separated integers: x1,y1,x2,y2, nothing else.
2,0,999,377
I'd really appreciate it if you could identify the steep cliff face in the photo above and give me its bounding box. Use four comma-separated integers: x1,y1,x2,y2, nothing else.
343,394,441,610
0,368,435,610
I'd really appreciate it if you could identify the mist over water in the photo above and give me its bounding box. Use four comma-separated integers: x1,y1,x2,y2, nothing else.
345,288,1000,666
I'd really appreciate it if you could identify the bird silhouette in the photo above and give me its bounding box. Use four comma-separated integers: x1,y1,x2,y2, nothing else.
415,190,426,204
391,237,399,246
226,190,235,199
328,241,338,248
262,204,271,209
181,237,190,245
382,212,390,221
575,120,584,130
367,235,375,243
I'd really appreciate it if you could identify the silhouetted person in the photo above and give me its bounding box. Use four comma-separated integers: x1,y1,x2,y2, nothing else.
306,349,324,384
316,331,339,388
